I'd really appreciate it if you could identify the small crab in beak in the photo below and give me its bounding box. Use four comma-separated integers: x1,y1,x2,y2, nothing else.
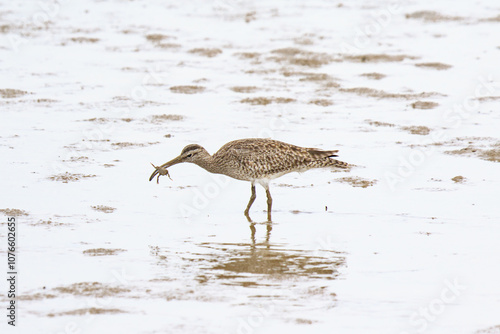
150,163,172,184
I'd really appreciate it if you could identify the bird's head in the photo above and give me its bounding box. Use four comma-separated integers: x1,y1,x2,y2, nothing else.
177,144,210,164
149,144,210,181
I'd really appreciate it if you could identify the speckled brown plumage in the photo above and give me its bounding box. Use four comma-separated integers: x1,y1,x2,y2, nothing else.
209,138,350,181
149,138,351,221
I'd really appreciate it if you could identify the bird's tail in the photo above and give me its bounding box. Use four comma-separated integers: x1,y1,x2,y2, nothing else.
306,149,352,170
307,157,352,170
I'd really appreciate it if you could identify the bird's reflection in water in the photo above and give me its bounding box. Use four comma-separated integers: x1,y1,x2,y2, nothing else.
199,220,345,284
249,221,272,250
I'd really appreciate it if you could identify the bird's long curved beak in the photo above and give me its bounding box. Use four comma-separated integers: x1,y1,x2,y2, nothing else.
149,155,182,181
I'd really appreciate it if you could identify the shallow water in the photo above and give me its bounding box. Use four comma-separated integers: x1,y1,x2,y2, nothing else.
1,0,500,333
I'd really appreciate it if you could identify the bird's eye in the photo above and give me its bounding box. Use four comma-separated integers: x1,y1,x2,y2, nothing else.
186,153,193,158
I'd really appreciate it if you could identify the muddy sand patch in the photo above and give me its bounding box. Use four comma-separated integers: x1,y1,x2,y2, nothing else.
309,99,333,106
480,15,500,23
53,282,130,297
416,62,452,70
31,219,66,227
48,172,96,183
189,48,222,57
476,96,500,102
145,34,180,48
83,248,126,256
0,89,29,98
170,85,205,94
447,147,500,162
230,86,259,93
111,141,159,149
435,137,500,163
282,71,334,82
475,324,500,334
366,120,395,127
145,33,173,42
0,208,29,216
240,97,296,105
411,101,439,109
406,11,464,22
451,176,467,183
70,37,99,43
234,52,260,60
150,114,184,123
269,47,336,68
334,176,377,188
401,125,432,135
82,117,109,123
340,87,442,100
48,308,126,317
361,72,386,80
17,292,57,301
35,98,58,104
91,205,116,213
343,54,417,63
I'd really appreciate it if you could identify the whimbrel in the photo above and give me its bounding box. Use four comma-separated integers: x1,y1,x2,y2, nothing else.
149,138,351,221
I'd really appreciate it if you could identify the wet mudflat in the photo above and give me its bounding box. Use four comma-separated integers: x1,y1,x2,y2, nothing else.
1,1,500,333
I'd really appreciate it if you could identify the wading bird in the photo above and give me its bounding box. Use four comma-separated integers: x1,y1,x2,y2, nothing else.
149,138,351,221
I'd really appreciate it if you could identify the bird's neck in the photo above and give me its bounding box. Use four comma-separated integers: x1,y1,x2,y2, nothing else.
194,155,222,175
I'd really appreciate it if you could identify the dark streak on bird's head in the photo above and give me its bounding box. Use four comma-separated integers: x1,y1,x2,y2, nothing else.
180,144,207,162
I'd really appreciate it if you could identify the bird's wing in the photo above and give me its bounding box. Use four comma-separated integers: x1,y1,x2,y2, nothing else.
217,139,338,175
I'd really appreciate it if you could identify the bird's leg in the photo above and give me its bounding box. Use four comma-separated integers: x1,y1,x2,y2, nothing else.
244,183,256,221
265,187,273,222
